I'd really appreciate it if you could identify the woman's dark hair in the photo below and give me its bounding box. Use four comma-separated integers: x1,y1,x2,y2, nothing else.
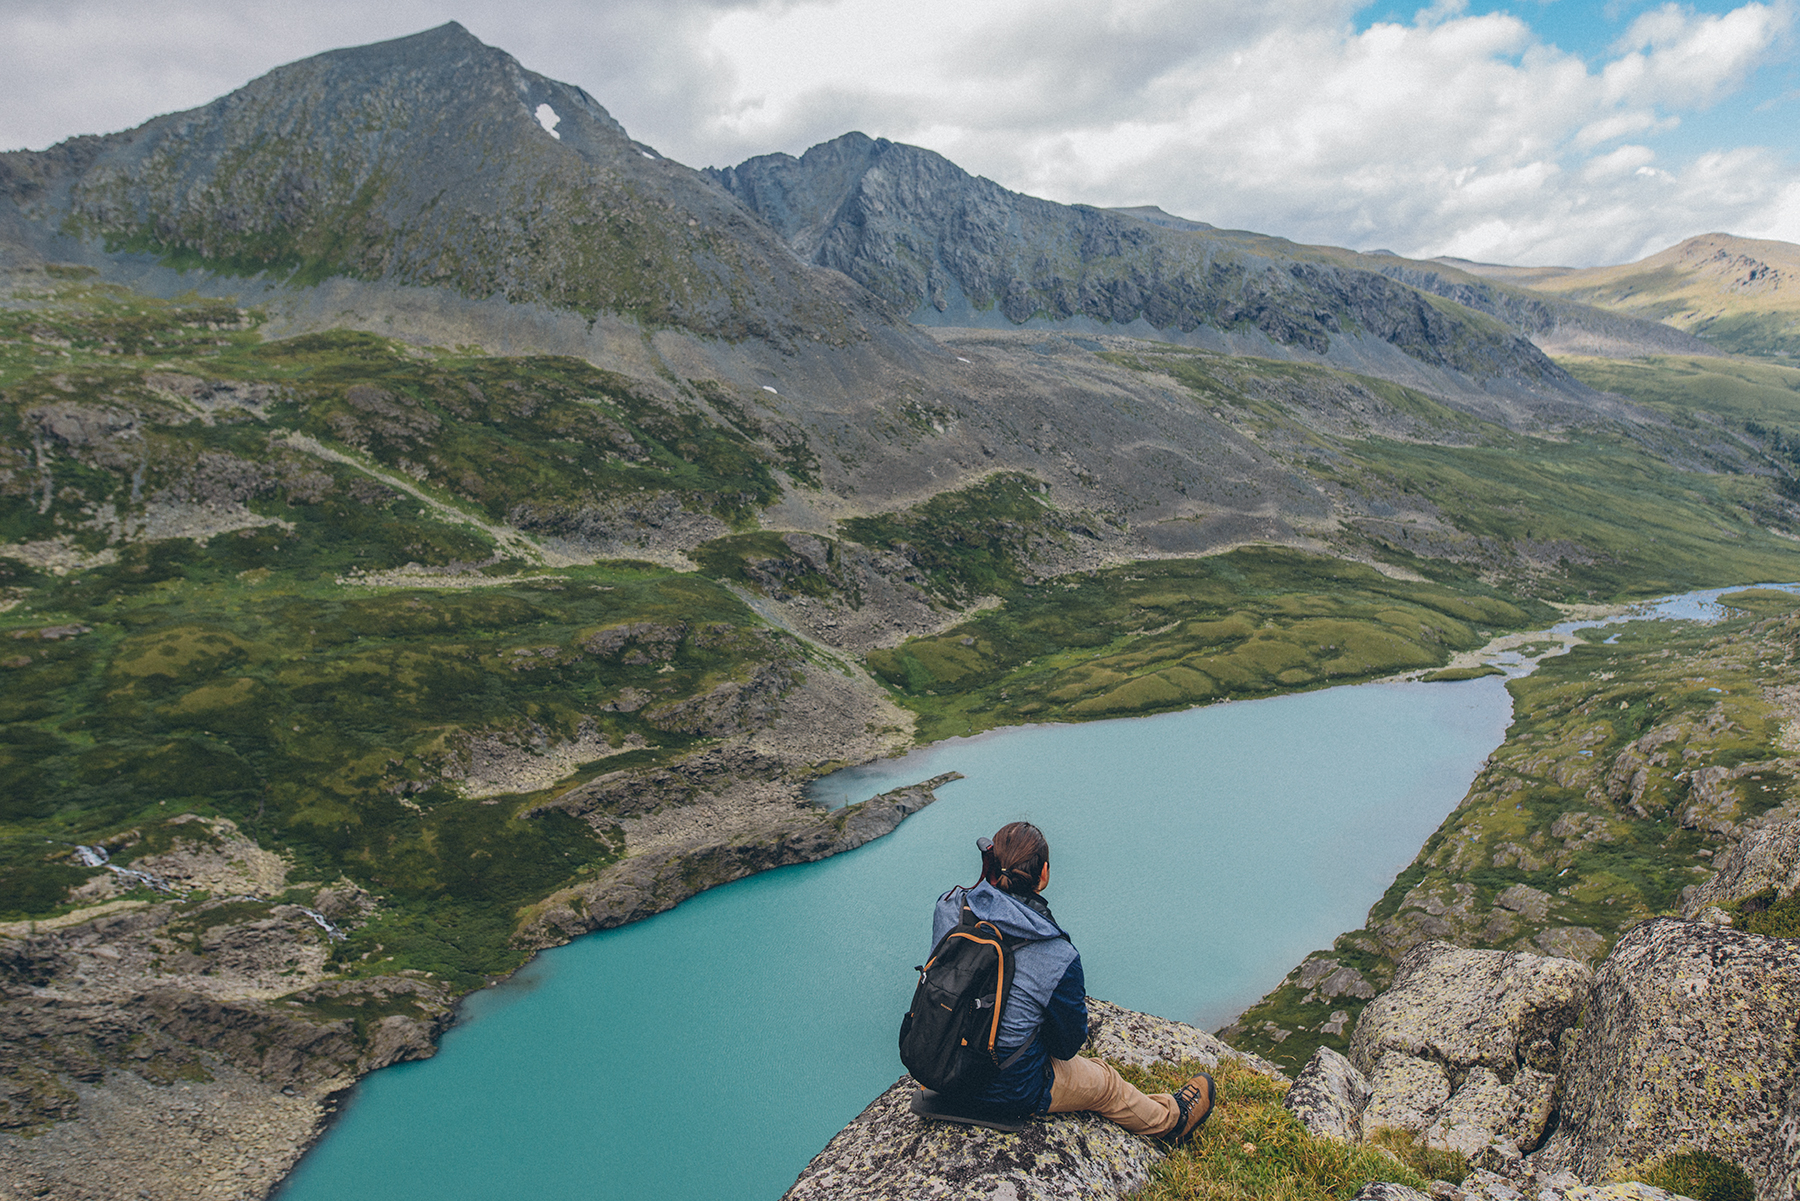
978,822,1049,895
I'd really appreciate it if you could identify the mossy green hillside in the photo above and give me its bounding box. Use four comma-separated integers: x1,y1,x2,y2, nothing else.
1558,355,1800,430
1225,589,1800,1071
840,472,1070,603
867,546,1544,742
0,554,788,986
690,531,845,600
1,283,803,549
1111,348,1800,601
0,285,818,991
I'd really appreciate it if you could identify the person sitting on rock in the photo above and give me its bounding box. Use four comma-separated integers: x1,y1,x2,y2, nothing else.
927,820,1215,1142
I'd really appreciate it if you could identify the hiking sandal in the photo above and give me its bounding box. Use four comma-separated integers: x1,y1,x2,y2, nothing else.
1161,1072,1215,1146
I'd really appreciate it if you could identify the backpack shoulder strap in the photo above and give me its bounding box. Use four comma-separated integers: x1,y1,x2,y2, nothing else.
956,887,981,927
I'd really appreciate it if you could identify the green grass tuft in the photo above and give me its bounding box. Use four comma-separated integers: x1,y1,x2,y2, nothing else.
1634,1151,1756,1201
1726,887,1800,939
1118,1057,1453,1201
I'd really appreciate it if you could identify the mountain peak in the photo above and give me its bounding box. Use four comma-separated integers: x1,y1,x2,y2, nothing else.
0,25,885,344
1508,230,1800,355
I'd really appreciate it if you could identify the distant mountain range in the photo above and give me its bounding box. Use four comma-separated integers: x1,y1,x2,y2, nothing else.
4,20,1796,583
1442,232,1800,359
0,23,1678,399
707,130,1714,370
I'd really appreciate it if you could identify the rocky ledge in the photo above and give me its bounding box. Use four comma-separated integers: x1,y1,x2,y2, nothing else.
0,775,963,1201
781,999,1281,1201
517,772,962,947
1285,925,1795,1201
799,895,1798,1201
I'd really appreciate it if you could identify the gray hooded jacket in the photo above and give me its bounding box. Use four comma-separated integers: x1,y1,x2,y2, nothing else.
930,881,1088,1112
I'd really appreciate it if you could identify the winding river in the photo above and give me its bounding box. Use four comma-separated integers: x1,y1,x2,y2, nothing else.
275,585,1786,1201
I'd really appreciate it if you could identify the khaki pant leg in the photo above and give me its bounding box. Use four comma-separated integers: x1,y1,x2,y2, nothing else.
1046,1055,1180,1136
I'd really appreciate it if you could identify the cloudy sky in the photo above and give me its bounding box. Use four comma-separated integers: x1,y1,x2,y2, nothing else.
4,0,1797,266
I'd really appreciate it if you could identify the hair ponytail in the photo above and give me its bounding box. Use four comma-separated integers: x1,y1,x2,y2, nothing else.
976,821,1049,895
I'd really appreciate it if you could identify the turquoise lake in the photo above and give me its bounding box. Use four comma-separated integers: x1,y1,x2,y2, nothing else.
277,675,1514,1201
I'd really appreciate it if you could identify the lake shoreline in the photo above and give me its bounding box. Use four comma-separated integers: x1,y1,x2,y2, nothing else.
267,584,1751,1198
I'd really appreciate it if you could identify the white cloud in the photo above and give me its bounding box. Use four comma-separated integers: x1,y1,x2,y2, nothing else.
1584,144,1658,179
1602,1,1788,107
652,0,1800,264
0,0,1797,266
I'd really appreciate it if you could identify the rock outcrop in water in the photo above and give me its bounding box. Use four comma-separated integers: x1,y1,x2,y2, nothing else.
517,772,963,947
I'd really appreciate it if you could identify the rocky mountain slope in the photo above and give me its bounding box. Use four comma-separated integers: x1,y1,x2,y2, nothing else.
1227,589,1800,1064
0,23,880,348
709,132,1708,382
1448,233,1800,360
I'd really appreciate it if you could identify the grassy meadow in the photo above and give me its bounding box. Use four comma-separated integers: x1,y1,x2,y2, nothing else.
863,547,1544,742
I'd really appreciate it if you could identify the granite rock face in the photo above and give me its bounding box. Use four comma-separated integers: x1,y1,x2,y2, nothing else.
1349,942,1588,1160
1352,1185,1433,1201
1532,918,1800,1201
1082,998,1281,1075
1682,816,1800,915
782,1076,1164,1201
1283,1046,1371,1143
782,1002,1276,1201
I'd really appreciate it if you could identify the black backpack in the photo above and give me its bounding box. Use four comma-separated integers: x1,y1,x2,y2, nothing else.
898,891,1032,1099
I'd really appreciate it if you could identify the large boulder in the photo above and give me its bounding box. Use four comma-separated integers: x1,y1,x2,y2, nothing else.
1284,1046,1371,1142
1531,918,1800,1201
1348,942,1590,1160
782,1077,1164,1201
1682,816,1800,916
1082,998,1281,1075
781,1001,1277,1201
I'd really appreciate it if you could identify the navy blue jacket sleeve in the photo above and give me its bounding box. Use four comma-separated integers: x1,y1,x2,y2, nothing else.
1039,952,1089,1061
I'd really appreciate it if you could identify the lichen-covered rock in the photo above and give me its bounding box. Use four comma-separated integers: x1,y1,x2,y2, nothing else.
1531,918,1800,1201
1362,1050,1452,1132
1494,885,1553,923
1284,1046,1370,1142
782,1003,1276,1200
1083,998,1281,1076
1293,955,1379,1003
1349,942,1588,1157
1420,1064,1555,1161
1351,1183,1432,1201
1682,816,1800,916
1564,1185,1694,1201
781,1075,1163,1201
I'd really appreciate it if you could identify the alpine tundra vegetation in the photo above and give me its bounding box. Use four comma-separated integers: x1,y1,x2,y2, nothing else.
3,20,1800,1201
